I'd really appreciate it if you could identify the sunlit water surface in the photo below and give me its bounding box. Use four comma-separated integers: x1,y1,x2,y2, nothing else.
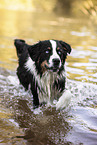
0,9,97,144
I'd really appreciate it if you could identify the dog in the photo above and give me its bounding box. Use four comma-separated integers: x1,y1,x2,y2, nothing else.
14,39,72,109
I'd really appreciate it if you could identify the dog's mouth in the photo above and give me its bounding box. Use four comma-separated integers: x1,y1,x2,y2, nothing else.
41,60,61,73
45,64,60,72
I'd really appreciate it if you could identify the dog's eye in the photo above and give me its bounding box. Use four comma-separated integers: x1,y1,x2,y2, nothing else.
58,50,62,55
45,47,51,54
57,47,62,55
45,50,50,54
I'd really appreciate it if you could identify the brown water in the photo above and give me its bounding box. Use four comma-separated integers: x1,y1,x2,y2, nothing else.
0,9,97,145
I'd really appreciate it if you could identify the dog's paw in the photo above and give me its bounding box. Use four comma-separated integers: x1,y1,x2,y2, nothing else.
56,90,72,110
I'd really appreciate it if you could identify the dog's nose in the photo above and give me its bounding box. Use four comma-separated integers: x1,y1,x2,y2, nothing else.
53,58,60,66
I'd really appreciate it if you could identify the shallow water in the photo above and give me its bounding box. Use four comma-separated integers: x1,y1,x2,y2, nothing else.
0,9,97,144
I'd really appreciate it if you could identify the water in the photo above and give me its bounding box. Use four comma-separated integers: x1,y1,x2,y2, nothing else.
0,9,97,144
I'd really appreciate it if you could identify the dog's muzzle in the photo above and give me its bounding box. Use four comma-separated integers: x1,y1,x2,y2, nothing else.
45,58,61,72
53,58,60,67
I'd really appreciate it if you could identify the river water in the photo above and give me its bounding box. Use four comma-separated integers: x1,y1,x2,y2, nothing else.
0,9,97,145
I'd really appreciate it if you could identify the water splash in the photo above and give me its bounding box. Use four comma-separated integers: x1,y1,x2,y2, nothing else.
67,79,97,107
0,71,97,111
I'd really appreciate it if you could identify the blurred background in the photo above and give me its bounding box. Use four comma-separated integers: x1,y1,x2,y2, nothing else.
0,0,84,13
0,0,97,15
0,0,97,145
0,0,97,16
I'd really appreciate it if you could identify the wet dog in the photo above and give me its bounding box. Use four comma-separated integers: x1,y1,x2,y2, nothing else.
14,39,72,109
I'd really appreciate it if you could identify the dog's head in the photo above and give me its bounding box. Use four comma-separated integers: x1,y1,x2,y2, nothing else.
28,40,71,74
14,39,71,75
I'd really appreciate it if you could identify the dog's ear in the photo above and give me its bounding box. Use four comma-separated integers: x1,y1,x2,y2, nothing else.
14,39,27,57
59,41,71,54
28,41,41,61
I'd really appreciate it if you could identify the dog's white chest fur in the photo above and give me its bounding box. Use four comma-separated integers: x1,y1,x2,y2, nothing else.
37,72,62,104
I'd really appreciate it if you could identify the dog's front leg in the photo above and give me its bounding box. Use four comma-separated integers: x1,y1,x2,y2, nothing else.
56,90,72,110
30,80,39,108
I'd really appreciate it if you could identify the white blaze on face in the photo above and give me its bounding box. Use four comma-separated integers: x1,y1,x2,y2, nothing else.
49,40,61,68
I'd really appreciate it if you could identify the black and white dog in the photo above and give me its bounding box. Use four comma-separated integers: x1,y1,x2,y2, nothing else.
14,39,72,109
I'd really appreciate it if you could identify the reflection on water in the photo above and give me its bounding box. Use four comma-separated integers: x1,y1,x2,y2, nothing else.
0,9,97,144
